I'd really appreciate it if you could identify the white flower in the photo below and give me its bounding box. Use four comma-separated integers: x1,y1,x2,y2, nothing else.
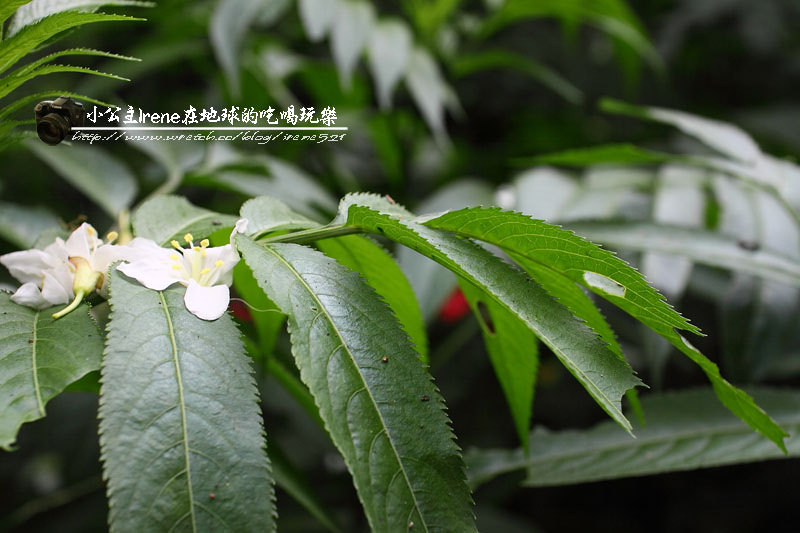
116,221,247,320
0,223,129,316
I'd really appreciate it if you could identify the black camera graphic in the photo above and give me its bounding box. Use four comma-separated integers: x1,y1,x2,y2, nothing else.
34,97,85,145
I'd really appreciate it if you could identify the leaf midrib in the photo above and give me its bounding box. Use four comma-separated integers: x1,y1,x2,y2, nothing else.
264,244,427,532
31,310,44,416
158,291,197,533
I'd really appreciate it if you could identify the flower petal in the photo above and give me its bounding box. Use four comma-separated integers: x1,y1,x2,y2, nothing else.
40,271,73,305
117,259,180,290
231,218,249,244
183,279,229,320
202,244,239,286
11,282,54,310
1,249,59,283
64,223,98,259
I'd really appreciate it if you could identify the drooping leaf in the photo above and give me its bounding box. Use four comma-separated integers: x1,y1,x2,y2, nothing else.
466,387,800,489
25,140,137,217
333,194,642,433
330,0,374,88
99,270,276,532
0,90,115,121
7,0,151,37
237,235,476,531
298,0,338,42
601,98,763,164
459,279,538,449
367,20,411,108
425,207,788,450
566,221,800,287
0,201,61,248
131,195,238,246
316,234,429,361
518,143,680,167
209,0,290,96
0,11,143,75
405,46,450,137
0,293,103,450
451,49,583,104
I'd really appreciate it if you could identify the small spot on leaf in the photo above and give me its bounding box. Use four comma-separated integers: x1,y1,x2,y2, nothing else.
476,301,495,334
381,356,388,363
583,271,626,298
420,394,430,402
209,493,215,499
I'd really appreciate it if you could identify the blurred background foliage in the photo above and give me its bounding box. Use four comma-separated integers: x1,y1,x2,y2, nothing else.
2,0,800,531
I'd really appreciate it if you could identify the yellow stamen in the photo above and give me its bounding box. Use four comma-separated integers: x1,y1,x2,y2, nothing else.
215,260,224,267
200,239,210,248
193,246,201,252
200,268,210,275
87,227,95,235
201,250,206,257
183,233,193,244
170,254,179,261
172,264,182,270
106,231,118,243
171,240,181,249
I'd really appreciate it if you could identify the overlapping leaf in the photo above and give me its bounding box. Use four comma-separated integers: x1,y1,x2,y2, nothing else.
332,194,642,433
131,195,238,246
237,236,476,532
425,207,788,449
0,293,102,450
466,387,800,489
99,270,275,532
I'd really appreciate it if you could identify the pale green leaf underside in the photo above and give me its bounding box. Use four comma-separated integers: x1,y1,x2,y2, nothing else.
567,221,800,287
335,194,641,434
425,207,788,450
316,234,429,361
0,293,102,450
99,270,275,532
0,201,61,248
132,195,238,246
237,236,475,533
239,195,320,238
25,140,137,217
466,387,800,489
459,279,538,450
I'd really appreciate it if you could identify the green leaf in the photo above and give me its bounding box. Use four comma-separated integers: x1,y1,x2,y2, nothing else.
99,270,276,532
232,262,286,358
25,140,137,217
0,201,61,248
600,98,763,164
0,63,128,99
7,0,152,37
0,293,103,450
316,234,429,361
566,221,800,287
0,11,143,75
466,387,800,489
239,195,320,238
517,143,680,167
131,195,238,246
0,47,137,99
451,49,583,104
425,207,789,450
237,236,476,532
459,279,538,449
0,90,115,120
0,0,33,28
333,194,642,434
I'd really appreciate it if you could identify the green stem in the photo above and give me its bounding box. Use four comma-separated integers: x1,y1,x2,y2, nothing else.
259,224,362,245
52,290,85,319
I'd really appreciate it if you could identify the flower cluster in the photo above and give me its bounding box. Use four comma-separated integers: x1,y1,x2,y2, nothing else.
0,220,247,321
